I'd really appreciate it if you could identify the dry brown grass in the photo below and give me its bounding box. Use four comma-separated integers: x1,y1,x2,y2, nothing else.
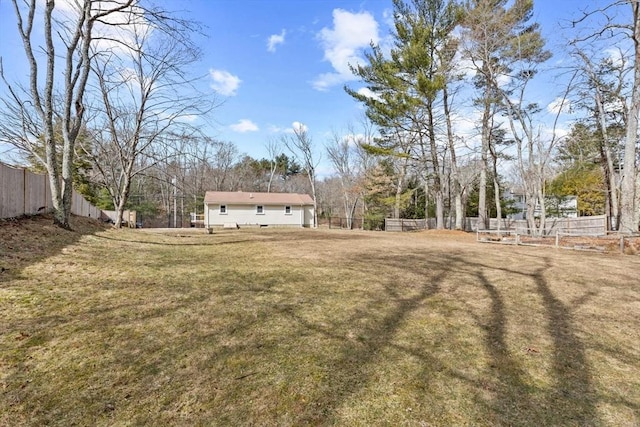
1,216,639,426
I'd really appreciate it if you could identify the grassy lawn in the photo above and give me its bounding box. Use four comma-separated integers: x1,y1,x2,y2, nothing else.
1,215,639,426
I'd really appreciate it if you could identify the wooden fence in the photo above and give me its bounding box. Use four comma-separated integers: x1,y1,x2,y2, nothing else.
385,215,607,234
384,218,427,232
512,215,607,236
0,162,103,220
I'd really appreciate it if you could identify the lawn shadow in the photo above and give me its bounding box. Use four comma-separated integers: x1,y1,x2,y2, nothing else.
93,233,256,247
274,265,445,425
448,253,600,425
0,214,108,283
269,246,601,425
0,229,624,425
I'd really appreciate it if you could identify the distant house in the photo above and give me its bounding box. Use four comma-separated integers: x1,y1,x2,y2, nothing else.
204,191,315,228
504,188,578,220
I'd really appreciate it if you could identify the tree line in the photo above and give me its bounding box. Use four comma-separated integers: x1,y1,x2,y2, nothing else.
345,0,640,234
1,0,639,234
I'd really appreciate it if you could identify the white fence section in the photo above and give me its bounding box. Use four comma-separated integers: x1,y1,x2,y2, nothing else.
1,162,104,220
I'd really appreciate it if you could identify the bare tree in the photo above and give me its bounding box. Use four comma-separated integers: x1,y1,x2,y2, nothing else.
461,0,549,230
265,138,281,192
0,0,135,228
620,1,640,233
567,0,639,233
568,49,626,230
87,15,212,227
282,123,318,227
326,129,365,228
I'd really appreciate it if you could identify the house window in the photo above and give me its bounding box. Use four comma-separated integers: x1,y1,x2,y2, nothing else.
285,205,292,215
220,205,227,214
256,205,264,214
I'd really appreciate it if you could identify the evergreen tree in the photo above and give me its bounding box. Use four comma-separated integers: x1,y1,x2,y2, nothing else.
347,0,462,229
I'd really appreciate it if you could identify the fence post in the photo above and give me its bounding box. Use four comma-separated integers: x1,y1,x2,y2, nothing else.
555,230,559,248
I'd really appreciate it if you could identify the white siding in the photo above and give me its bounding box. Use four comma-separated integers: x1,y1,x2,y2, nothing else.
206,203,308,227
303,205,314,228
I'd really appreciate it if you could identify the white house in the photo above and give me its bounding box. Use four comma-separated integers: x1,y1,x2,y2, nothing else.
504,188,578,220
204,191,315,228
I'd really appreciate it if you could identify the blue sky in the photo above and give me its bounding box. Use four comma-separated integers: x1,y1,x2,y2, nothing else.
0,0,621,172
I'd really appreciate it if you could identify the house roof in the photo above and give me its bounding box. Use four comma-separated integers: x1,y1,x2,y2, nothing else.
204,191,314,206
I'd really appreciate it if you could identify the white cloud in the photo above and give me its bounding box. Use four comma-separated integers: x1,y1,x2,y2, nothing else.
267,124,284,133
452,53,476,80
313,9,379,91
341,133,366,146
267,122,308,134
313,73,347,91
604,48,624,67
267,29,286,53
209,69,241,96
451,109,483,149
54,0,152,55
357,87,382,102
381,8,394,28
179,115,198,123
230,119,259,133
496,73,511,88
285,121,308,134
547,97,572,115
51,0,153,59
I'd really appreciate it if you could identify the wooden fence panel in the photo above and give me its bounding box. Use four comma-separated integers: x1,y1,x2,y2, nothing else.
514,215,606,235
0,163,25,218
383,215,606,234
1,162,102,220
25,169,51,214
385,218,426,232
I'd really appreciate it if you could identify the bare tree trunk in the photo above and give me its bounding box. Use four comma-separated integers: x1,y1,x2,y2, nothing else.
427,106,444,229
424,180,429,228
577,49,622,230
282,125,318,227
537,186,547,236
478,94,491,230
493,177,501,232
443,84,463,230
265,138,280,193
113,160,135,228
4,0,136,229
620,1,640,234
394,173,404,219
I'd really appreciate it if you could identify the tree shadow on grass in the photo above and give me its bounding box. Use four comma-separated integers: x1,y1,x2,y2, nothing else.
0,214,109,283
268,249,601,425
449,254,599,425
0,233,619,425
273,270,445,425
